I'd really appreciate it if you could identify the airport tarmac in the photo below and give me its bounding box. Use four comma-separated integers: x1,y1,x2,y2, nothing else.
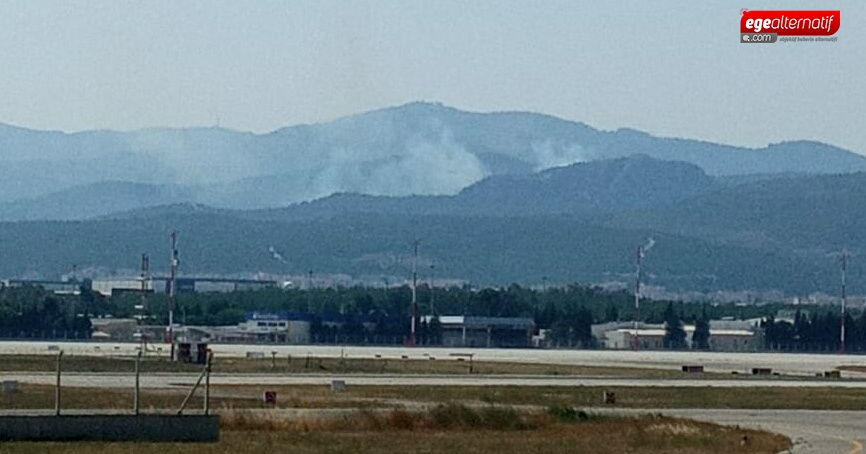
4,341,866,377
604,408,866,454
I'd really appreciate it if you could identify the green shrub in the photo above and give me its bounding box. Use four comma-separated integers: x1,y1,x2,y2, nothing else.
546,405,590,422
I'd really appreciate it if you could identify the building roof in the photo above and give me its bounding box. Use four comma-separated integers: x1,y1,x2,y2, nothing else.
612,328,753,337
245,311,377,324
420,315,534,328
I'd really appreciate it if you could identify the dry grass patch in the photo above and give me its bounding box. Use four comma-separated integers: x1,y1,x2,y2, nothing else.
212,409,789,454
0,384,388,412
0,409,791,454
7,383,866,412
213,383,866,410
221,404,540,432
0,355,202,373
0,354,715,378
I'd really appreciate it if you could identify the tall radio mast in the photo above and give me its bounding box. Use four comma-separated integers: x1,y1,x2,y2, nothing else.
138,253,149,352
408,239,419,347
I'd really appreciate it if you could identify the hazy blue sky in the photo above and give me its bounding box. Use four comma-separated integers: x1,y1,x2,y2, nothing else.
1,1,863,154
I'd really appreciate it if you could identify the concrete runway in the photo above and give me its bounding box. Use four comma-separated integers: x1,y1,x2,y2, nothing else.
5,340,866,377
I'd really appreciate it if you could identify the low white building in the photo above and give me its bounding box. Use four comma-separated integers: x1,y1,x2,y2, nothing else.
601,324,756,351
91,279,151,297
236,312,310,344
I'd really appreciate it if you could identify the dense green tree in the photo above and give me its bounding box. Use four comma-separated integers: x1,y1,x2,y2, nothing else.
692,305,710,350
0,285,92,338
604,303,619,323
428,315,443,345
663,302,687,349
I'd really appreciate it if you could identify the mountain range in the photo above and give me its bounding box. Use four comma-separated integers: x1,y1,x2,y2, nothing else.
2,102,865,218
0,103,864,297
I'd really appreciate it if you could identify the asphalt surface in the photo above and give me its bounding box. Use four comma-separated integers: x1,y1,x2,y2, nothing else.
603,408,866,454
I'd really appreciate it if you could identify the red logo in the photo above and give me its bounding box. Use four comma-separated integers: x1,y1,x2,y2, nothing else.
740,10,840,36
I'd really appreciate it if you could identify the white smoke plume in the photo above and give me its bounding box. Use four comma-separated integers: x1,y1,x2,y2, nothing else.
639,237,656,259
269,246,288,264
307,127,487,197
644,237,656,254
531,141,587,171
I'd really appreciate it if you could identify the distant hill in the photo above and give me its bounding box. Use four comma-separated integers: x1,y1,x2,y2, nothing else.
0,211,845,295
454,154,717,216
2,102,864,218
229,155,718,221
3,103,865,296
0,182,193,222
4,157,866,296
619,172,866,254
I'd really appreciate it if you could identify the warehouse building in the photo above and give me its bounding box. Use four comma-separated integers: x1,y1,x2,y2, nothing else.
601,324,756,351
423,316,535,348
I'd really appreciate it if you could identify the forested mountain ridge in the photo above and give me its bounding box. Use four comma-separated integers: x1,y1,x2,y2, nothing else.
2,102,863,217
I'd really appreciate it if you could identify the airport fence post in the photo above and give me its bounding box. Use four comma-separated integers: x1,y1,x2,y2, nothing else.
134,350,142,415
204,350,213,415
54,350,63,416
177,360,208,415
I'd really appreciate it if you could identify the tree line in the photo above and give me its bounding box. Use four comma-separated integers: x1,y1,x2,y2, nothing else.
762,309,866,353
0,282,798,347
0,285,92,339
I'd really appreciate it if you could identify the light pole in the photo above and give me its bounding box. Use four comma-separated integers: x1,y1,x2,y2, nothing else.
632,245,643,351
840,251,848,355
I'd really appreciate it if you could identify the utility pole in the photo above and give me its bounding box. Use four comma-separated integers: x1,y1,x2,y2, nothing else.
840,251,848,355
408,239,419,347
429,264,436,316
307,269,316,313
632,245,643,351
168,231,178,360
138,253,149,353
69,264,78,333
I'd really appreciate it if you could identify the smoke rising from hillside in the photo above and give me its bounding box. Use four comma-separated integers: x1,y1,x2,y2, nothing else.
307,129,487,198
531,141,587,171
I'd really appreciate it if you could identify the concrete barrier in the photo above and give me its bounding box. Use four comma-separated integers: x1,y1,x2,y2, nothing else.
0,415,219,442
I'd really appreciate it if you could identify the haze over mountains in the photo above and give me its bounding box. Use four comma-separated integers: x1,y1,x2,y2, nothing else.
1,103,864,297
1,102,864,217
